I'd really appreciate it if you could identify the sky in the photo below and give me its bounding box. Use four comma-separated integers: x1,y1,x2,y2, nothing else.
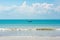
0,0,60,19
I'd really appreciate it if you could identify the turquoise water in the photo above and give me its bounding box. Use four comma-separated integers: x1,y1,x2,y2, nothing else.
0,20,60,24
0,20,60,36
0,20,60,28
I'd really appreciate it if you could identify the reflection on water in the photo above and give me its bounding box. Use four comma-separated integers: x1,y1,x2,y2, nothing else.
0,30,60,36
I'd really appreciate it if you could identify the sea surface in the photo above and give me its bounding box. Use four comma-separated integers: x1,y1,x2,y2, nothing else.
0,20,60,36
0,20,60,28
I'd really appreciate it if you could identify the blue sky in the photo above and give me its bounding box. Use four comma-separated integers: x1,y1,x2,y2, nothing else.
0,0,60,19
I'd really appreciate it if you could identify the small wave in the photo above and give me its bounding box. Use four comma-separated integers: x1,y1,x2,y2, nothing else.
0,28,58,32
56,28,60,30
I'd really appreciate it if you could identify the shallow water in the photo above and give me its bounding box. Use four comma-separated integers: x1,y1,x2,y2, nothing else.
0,24,60,28
0,30,60,36
0,24,60,36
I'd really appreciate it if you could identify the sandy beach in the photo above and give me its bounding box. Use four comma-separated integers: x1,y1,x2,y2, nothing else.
0,36,60,40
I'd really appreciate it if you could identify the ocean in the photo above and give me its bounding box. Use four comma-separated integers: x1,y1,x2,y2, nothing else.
0,20,60,36
0,20,60,24
0,20,60,28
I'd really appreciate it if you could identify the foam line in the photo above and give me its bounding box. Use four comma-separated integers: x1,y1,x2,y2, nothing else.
56,29,60,30
0,28,59,32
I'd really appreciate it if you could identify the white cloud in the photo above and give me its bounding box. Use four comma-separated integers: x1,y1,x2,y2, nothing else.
0,1,59,13
16,1,54,16
0,1,60,19
54,6,60,12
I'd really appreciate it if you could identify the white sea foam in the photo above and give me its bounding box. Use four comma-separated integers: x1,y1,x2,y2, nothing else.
56,28,60,30
0,28,60,32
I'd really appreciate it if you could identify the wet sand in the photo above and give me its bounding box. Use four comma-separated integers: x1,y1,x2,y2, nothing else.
0,36,60,40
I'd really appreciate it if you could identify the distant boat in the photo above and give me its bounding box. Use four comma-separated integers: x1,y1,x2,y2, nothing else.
28,20,32,22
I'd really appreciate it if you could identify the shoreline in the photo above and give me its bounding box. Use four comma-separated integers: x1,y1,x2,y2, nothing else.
0,28,60,31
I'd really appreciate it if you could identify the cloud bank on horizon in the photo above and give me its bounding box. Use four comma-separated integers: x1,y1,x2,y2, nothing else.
0,0,60,19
